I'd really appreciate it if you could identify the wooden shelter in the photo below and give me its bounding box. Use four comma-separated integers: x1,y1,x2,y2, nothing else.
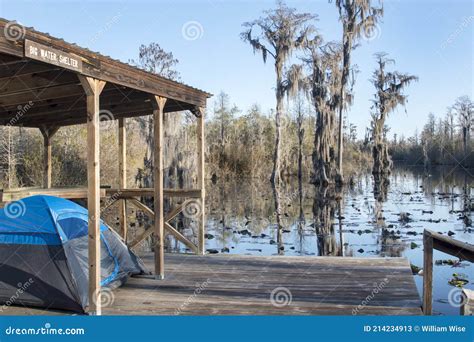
0,19,210,315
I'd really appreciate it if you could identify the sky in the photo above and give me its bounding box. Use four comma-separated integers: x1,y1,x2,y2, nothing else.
0,0,472,139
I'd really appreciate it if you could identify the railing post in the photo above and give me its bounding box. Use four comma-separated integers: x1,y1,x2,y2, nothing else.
461,288,473,315
423,230,433,315
118,118,127,241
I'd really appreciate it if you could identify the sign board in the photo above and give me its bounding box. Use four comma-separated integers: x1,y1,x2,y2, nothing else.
24,39,83,73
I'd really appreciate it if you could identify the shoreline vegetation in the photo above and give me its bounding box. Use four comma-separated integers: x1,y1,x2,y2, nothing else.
0,1,471,193
0,93,471,189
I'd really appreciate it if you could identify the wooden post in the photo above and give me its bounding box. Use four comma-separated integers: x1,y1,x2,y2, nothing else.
461,288,474,316
79,75,106,315
39,126,59,188
118,118,127,241
197,107,206,255
423,230,433,315
152,95,166,279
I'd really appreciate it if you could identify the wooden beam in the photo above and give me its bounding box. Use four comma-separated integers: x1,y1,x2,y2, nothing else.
0,70,78,95
105,188,201,199
165,222,198,253
461,288,474,316
101,196,120,211
422,230,433,315
430,230,474,262
79,75,106,315
197,107,206,255
118,118,127,241
0,89,136,112
0,187,106,202
39,126,59,188
130,198,192,223
128,198,197,253
0,92,189,118
0,59,60,80
152,95,166,279
0,101,194,128
0,83,84,107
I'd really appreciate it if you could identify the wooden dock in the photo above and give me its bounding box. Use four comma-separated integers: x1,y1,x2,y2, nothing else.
0,253,422,315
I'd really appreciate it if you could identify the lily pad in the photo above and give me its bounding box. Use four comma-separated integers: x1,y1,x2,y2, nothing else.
448,273,469,287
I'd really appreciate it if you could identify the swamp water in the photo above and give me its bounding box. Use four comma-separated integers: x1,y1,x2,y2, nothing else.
116,165,472,315
199,166,473,316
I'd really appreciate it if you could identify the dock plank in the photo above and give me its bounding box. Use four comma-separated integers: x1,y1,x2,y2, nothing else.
0,253,422,315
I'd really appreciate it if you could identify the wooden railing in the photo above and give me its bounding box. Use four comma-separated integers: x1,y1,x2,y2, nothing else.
423,229,474,315
127,198,198,253
104,188,202,254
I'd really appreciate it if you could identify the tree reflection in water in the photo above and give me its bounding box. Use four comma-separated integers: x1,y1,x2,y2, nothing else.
312,186,341,256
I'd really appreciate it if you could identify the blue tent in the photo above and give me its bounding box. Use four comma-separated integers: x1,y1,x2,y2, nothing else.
0,195,146,313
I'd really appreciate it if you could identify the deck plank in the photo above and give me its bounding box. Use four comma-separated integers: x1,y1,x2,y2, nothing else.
0,253,422,315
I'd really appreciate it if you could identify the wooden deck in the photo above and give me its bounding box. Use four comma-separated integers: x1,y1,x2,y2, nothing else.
1,253,422,315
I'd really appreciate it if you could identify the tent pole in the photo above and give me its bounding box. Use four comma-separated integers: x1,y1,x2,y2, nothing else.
79,75,106,315
118,118,127,241
152,95,166,279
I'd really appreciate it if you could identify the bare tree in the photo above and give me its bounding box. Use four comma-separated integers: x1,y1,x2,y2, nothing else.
212,92,239,171
332,0,383,180
132,42,180,192
241,0,315,186
446,107,456,151
293,93,306,183
370,52,417,178
451,95,473,155
129,43,180,81
0,126,19,188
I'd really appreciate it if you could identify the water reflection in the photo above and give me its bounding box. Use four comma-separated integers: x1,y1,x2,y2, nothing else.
203,166,472,257
272,183,284,255
165,165,472,315
312,186,341,256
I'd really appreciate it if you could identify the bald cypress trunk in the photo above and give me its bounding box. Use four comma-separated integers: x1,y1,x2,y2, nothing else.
309,45,342,186
271,59,284,187
313,109,337,186
271,60,285,253
372,116,392,179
